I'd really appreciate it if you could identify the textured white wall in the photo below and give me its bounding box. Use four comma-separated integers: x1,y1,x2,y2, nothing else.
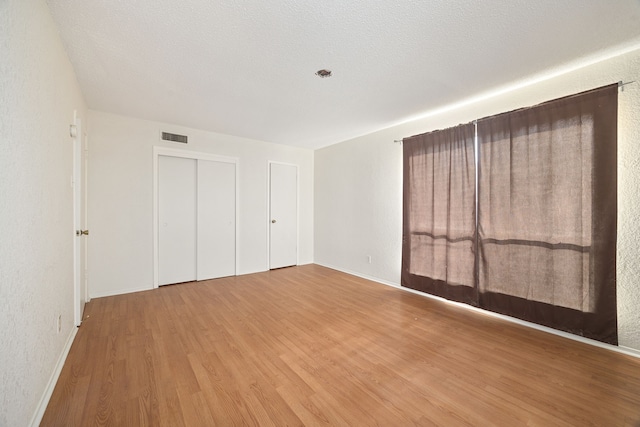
315,47,640,350
0,0,87,425
315,131,403,284
87,111,314,298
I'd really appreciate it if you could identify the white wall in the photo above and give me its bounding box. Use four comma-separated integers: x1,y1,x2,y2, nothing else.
0,0,87,425
87,111,314,298
315,47,640,351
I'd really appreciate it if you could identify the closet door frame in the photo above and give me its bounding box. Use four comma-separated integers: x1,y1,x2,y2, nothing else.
153,146,239,288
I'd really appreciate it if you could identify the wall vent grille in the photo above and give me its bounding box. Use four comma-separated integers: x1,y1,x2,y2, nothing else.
161,132,188,144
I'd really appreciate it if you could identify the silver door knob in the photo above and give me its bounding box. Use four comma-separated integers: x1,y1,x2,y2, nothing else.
271,219,276,223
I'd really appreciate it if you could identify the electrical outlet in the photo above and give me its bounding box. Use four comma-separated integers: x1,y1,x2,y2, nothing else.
367,255,372,264
57,315,62,334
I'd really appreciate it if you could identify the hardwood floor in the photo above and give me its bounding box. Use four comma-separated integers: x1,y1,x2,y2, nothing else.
42,264,640,426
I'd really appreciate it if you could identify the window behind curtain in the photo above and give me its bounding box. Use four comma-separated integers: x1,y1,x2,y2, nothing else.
477,85,618,344
402,123,477,305
402,84,617,344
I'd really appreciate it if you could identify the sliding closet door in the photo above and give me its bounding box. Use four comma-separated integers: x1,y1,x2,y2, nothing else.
197,160,236,280
157,152,237,286
158,155,197,285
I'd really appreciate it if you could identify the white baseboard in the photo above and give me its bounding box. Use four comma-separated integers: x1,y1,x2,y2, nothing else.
618,345,640,358
90,285,153,299
92,264,316,299
314,262,400,288
314,262,640,360
29,326,78,427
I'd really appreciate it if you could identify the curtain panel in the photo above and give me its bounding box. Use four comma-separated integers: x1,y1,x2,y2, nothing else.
402,123,477,305
477,84,618,344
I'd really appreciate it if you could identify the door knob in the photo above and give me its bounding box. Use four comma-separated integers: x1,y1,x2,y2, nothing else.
81,230,89,236
271,219,276,223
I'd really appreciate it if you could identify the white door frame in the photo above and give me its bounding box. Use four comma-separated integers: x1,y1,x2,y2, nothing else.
83,134,89,304
72,112,84,326
153,146,239,288
266,161,299,270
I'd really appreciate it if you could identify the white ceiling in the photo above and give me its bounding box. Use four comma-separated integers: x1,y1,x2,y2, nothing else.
46,0,640,149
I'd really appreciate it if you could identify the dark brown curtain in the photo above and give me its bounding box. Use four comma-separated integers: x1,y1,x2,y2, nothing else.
477,84,618,344
402,124,477,304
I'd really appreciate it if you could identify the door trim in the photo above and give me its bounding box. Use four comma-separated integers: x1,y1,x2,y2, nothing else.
72,111,84,326
153,146,239,288
266,161,299,270
83,134,89,303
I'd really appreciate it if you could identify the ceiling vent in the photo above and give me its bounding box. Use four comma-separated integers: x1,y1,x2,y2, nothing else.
161,131,188,144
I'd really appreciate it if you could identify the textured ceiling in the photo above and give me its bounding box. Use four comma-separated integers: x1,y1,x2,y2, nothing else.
46,0,640,149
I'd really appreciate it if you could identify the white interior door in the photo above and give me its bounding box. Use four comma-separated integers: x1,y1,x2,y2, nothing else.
158,155,197,285
197,160,236,280
269,163,298,269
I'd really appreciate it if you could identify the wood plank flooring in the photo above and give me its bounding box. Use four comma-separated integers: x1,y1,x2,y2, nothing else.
42,264,640,426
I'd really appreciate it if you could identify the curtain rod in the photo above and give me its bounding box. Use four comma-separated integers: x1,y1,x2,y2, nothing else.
396,81,634,143
619,80,635,91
